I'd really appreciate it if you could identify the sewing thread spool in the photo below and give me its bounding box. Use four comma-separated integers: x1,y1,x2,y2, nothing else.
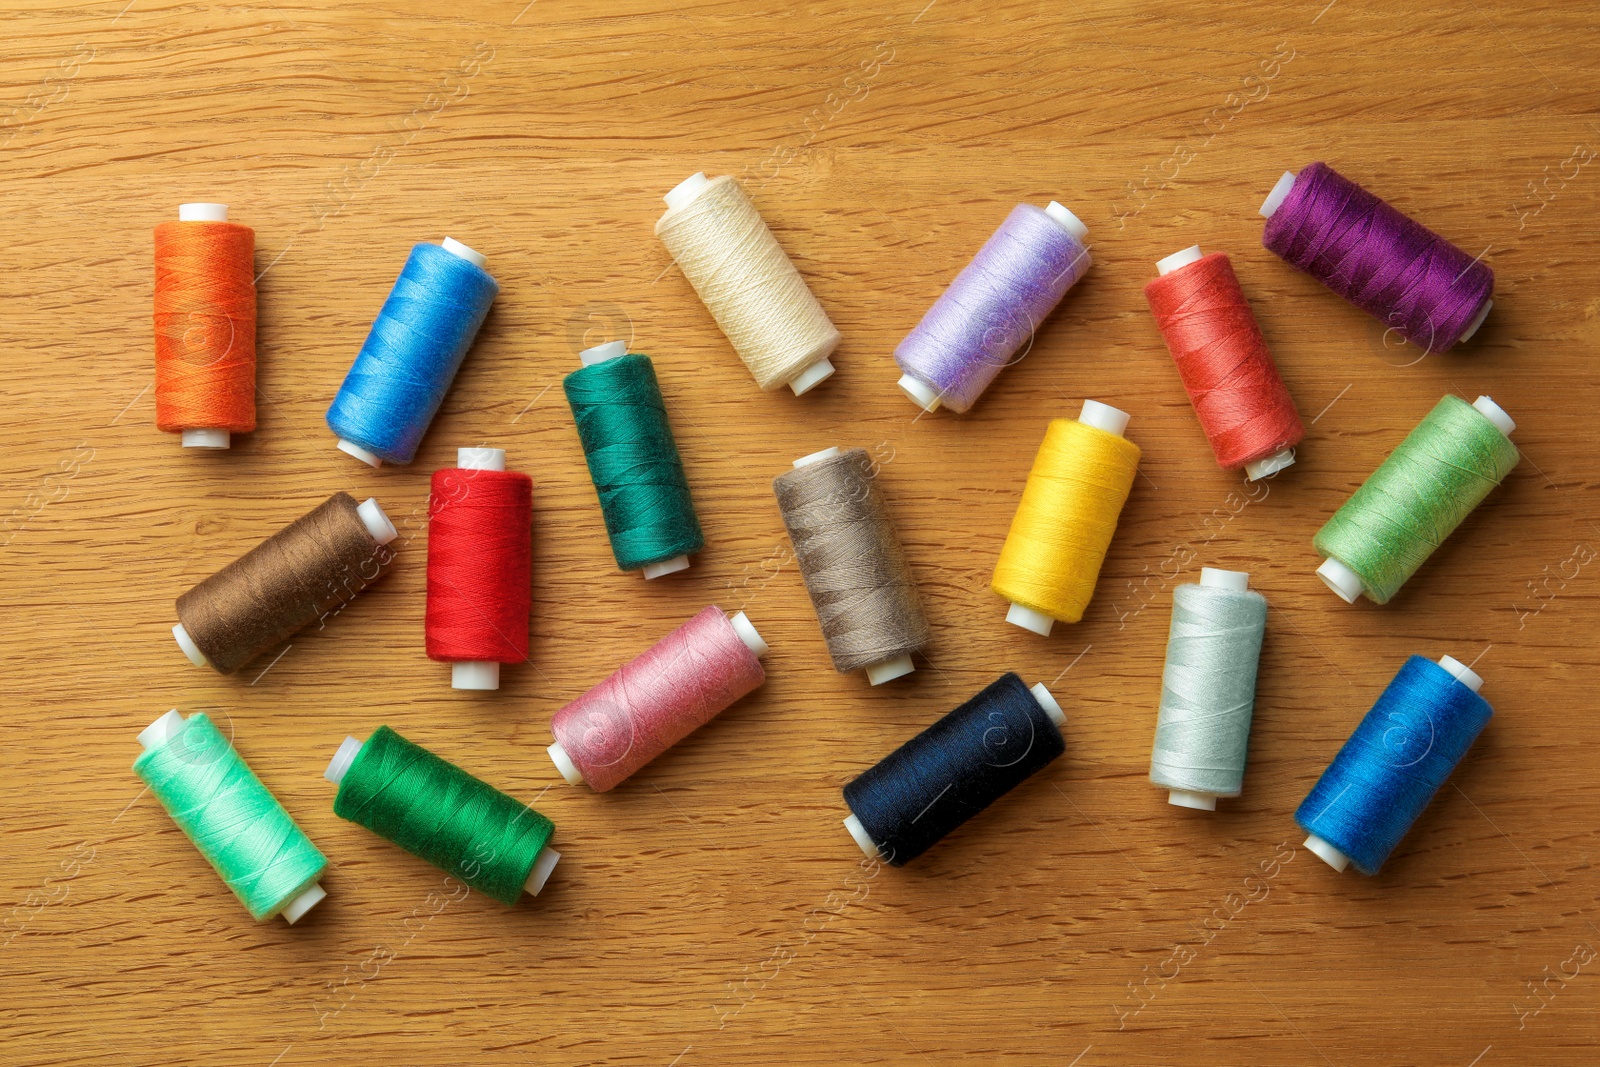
1260,162,1494,353
547,605,767,792
135,710,326,923
154,203,256,448
1315,394,1519,604
1296,655,1492,875
1145,246,1303,480
895,201,1091,414
425,447,532,690
843,673,1066,866
325,726,558,904
993,400,1141,635
173,492,398,674
327,238,498,466
1150,568,1268,810
655,172,839,395
772,446,930,684
563,340,703,578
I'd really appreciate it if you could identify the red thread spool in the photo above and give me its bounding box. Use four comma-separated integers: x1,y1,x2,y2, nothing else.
154,203,256,448
425,447,533,690
546,606,768,792
1145,246,1304,480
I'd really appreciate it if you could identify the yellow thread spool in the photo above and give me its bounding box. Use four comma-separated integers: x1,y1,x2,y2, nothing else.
992,400,1140,635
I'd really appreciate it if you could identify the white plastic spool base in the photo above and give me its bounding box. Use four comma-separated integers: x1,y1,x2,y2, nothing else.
793,446,841,468
1079,398,1131,437
1029,681,1066,728
1304,833,1351,873
441,236,486,269
357,497,398,545
182,429,231,449
643,555,691,580
1200,566,1249,592
547,741,585,786
324,736,364,785
172,623,209,668
843,813,882,860
580,339,628,366
179,203,228,222
728,610,769,658
1169,789,1218,811
452,661,501,690
898,373,943,413
787,358,836,396
1461,300,1493,343
1006,602,1056,637
337,438,384,468
1472,395,1515,437
1244,448,1296,481
864,654,915,686
524,846,560,896
1259,171,1298,218
663,172,712,211
1156,245,1204,276
279,882,327,924
1316,556,1365,604
1437,654,1484,693
1043,201,1089,241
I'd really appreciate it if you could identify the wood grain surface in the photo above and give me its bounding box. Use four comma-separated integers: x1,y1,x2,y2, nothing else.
4,1,1599,1064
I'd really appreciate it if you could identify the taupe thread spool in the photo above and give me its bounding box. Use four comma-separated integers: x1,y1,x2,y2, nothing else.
173,492,399,674
772,447,929,684
656,172,840,396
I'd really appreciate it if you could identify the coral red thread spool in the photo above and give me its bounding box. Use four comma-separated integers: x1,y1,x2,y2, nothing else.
546,606,768,792
1145,246,1303,480
425,447,533,690
154,203,256,448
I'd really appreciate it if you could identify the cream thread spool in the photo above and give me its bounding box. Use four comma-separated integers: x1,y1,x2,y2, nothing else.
656,173,840,395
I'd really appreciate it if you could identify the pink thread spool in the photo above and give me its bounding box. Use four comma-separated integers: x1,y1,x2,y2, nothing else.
547,606,768,792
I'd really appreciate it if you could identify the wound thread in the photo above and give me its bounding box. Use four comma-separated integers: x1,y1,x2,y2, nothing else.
425,453,532,683
1144,250,1303,474
843,673,1065,866
327,241,498,466
1296,655,1492,875
772,447,930,681
154,207,256,443
1262,162,1493,353
563,351,704,573
175,492,394,674
1314,395,1519,604
331,726,555,905
656,174,840,393
1149,572,1268,808
895,202,1090,413
548,606,766,792
134,712,326,922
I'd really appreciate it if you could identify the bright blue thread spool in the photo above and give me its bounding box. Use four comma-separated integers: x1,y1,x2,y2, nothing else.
328,238,498,467
1296,655,1492,875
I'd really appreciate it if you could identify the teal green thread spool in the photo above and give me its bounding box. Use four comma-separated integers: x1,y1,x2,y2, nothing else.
325,726,558,905
1315,395,1519,604
563,341,704,578
134,710,327,923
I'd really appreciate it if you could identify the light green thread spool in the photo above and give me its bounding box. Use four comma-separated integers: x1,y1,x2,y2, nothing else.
1315,395,1519,604
1150,569,1268,810
134,710,327,923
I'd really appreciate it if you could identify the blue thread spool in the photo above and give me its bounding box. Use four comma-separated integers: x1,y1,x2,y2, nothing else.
328,238,498,467
1296,655,1492,875
842,673,1066,866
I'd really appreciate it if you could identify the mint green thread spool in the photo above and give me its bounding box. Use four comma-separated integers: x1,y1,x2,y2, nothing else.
1315,395,1519,604
134,710,327,923
325,726,559,905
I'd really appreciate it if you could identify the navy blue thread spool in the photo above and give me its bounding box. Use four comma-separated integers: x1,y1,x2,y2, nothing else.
1296,654,1492,875
842,672,1066,866
328,238,498,467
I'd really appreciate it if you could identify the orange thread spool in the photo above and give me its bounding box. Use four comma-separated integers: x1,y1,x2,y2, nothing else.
154,203,256,448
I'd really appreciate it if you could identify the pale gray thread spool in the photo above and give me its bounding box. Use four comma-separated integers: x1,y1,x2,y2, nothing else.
1150,567,1268,810
772,446,929,684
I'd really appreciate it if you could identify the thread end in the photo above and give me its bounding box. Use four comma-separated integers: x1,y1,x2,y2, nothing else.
324,736,363,786
1316,557,1364,604
524,846,560,896
897,373,943,412
1304,834,1350,873
451,661,500,690
787,358,835,396
642,555,691,580
1260,171,1297,218
280,882,326,924
181,428,231,449
547,742,585,786
1244,448,1295,481
864,654,915,685
1168,789,1218,811
1006,602,1055,636
336,438,383,468
172,623,209,668
843,814,881,860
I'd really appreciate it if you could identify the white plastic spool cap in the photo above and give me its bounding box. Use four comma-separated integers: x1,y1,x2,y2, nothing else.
457,447,505,472
1461,300,1493,343
182,429,231,449
1079,399,1130,437
1006,603,1056,637
179,203,228,222
1244,449,1296,481
843,813,881,860
1260,171,1298,218
1200,566,1249,591
279,882,327,924
897,373,943,413
1169,789,1219,811
1304,833,1351,873
546,742,584,786
1029,681,1066,728
1316,557,1365,604
793,446,841,468
337,438,384,468
1472,395,1515,437
172,623,209,668
1156,245,1204,276
524,846,560,896
663,172,712,211
865,655,915,686
441,236,486,269
643,556,692,579
357,498,398,545
787,357,836,396
579,340,628,367
324,736,365,785
1043,201,1089,241
728,610,768,658
1437,654,1484,694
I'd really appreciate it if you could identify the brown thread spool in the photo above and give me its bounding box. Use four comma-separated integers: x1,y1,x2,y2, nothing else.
173,492,399,674
772,446,929,684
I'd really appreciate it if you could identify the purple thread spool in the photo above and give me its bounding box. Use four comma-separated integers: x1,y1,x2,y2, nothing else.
1259,163,1493,354
894,202,1091,413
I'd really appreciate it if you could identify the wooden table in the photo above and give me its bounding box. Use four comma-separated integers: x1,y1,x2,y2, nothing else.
4,1,1597,1063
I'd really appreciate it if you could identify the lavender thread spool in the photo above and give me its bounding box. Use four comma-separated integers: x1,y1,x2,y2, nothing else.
895,202,1090,414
